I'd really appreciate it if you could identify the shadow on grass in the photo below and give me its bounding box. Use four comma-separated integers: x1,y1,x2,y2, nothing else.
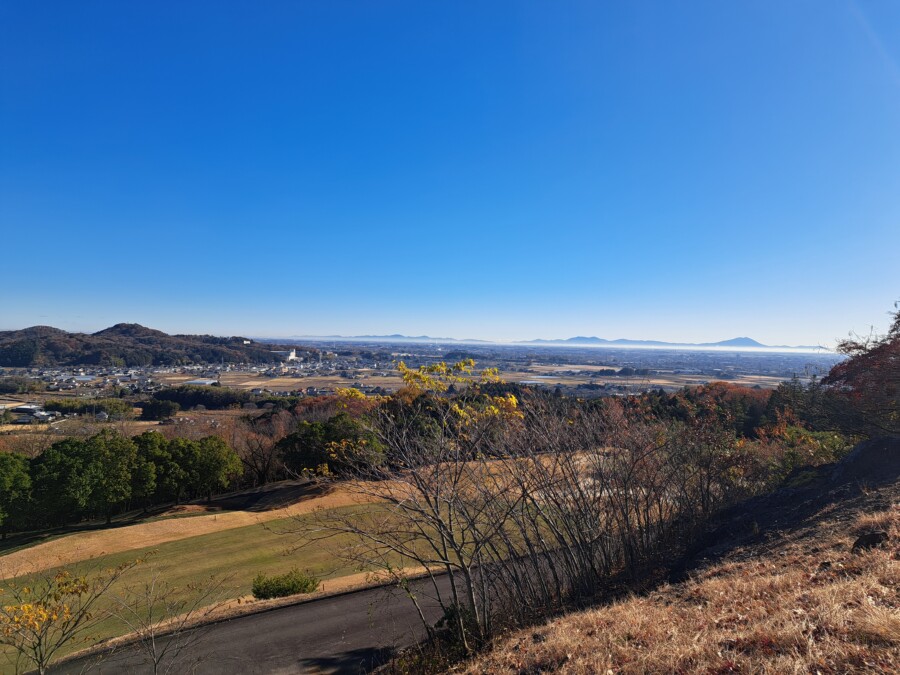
669,436,900,583
209,479,330,512
0,479,332,556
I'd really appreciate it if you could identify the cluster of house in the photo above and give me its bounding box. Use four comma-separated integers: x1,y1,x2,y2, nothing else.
19,367,161,394
247,384,391,398
1,400,120,425
0,403,61,425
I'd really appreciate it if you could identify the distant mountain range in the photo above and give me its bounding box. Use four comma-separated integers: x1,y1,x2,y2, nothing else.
524,335,824,350
270,333,826,351
0,324,828,369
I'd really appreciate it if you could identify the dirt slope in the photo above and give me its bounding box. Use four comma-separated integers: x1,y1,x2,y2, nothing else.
460,437,900,674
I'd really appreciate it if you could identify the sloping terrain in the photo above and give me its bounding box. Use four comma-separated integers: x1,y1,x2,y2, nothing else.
460,438,900,674
0,481,374,578
0,323,311,367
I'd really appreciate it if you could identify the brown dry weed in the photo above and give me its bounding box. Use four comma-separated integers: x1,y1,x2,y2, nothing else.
461,501,899,674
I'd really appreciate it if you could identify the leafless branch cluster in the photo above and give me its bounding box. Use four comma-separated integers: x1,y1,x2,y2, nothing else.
104,570,228,675
296,393,747,652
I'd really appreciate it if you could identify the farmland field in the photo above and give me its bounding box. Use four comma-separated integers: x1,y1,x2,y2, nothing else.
154,365,788,395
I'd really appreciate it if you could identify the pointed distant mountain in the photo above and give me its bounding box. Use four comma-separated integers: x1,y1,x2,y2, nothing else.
703,337,764,348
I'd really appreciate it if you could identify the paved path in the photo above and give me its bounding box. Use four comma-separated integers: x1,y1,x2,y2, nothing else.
53,576,450,674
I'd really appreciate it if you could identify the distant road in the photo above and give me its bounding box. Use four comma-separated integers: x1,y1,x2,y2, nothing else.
52,577,450,674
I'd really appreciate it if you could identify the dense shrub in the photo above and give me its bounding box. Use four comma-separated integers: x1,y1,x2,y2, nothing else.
821,302,900,437
251,568,319,599
0,376,44,394
139,399,181,420
154,385,252,410
277,412,384,476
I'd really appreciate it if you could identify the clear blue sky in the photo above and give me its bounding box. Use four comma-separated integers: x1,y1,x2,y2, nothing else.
1,1,898,346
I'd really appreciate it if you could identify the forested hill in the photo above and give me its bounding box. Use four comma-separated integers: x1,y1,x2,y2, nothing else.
0,324,311,367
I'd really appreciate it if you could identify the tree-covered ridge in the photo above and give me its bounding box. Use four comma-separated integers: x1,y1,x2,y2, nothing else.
0,323,311,367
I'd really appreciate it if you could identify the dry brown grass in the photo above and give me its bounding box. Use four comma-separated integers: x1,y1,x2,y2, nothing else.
461,500,899,674
854,505,899,535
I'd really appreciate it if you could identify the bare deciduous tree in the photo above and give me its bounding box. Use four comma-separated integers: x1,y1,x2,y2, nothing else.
105,571,228,675
228,410,294,486
294,363,752,653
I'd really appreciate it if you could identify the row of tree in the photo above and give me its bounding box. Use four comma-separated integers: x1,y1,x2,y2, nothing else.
0,430,242,535
44,397,134,418
0,376,45,394
151,385,301,412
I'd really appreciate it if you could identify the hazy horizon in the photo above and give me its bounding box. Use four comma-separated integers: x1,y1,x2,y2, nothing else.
0,319,837,353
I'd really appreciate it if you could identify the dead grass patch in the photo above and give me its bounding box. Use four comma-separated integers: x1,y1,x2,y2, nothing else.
855,505,899,535
460,500,900,674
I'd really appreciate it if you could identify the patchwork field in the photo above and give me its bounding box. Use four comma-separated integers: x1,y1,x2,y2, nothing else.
155,370,406,392
154,363,788,395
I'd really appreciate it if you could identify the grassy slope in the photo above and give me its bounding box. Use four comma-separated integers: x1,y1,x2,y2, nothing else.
461,441,900,674
0,482,369,576
0,504,406,665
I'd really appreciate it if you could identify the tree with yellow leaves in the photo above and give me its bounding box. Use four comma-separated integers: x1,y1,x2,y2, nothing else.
296,359,527,653
0,560,140,674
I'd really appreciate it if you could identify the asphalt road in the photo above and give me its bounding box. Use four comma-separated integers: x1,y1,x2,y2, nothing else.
52,576,451,675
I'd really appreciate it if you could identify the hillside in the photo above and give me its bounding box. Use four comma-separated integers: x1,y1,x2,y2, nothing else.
460,437,900,674
0,323,312,367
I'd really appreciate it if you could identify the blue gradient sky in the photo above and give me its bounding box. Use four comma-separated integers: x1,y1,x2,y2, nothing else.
1,1,898,346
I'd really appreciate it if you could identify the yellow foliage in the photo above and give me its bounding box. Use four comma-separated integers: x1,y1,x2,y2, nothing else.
397,358,506,394
334,387,368,409
335,387,367,401
397,360,470,392
0,572,87,639
451,394,523,430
